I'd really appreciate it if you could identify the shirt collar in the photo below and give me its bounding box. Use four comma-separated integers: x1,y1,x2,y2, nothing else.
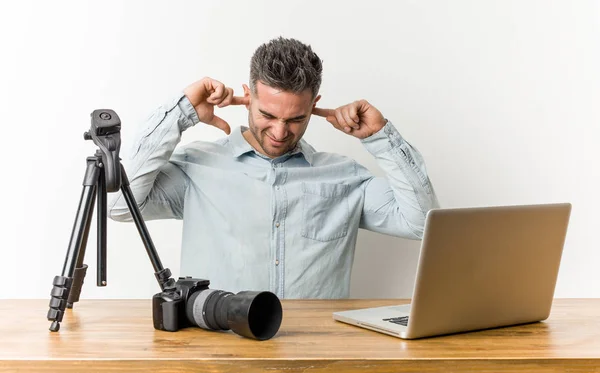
229,126,315,165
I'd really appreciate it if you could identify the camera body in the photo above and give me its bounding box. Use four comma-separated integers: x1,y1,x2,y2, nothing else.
152,276,209,332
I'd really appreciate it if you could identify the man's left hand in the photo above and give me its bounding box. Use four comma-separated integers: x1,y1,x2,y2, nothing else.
312,100,386,139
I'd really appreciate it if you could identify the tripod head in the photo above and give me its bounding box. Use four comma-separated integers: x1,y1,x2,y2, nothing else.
84,110,122,192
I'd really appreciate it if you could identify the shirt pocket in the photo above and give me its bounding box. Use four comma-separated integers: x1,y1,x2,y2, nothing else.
301,182,350,242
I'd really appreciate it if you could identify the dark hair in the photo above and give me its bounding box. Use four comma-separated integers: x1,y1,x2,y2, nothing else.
250,37,323,98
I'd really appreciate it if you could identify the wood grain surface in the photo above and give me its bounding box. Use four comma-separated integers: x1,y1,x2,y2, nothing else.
1,299,599,372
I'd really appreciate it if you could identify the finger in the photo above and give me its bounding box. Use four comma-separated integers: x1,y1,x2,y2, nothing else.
203,78,218,94
348,104,360,125
327,115,342,130
334,110,353,133
342,106,360,129
206,115,231,134
312,107,335,117
217,88,234,107
208,83,225,104
231,95,250,106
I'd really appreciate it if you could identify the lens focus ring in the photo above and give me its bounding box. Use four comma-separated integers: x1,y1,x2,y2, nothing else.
191,289,218,330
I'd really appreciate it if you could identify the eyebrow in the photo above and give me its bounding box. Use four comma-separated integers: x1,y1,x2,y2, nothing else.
258,109,307,121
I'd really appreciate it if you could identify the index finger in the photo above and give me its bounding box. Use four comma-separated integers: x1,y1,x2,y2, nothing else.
312,107,335,117
230,96,250,106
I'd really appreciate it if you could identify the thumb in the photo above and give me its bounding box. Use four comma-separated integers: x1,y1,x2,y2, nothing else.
206,115,231,134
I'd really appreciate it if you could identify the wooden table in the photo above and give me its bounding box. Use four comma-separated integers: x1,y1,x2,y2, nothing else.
1,299,599,372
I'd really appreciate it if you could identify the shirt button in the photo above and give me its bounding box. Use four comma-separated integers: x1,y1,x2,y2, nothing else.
276,186,280,190
275,260,280,266
275,222,280,228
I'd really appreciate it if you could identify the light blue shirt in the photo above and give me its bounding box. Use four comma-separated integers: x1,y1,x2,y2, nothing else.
109,93,439,298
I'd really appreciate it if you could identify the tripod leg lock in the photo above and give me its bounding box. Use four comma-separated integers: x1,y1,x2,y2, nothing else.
47,276,73,331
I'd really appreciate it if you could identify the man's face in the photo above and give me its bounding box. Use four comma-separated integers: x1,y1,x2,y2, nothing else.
243,81,320,158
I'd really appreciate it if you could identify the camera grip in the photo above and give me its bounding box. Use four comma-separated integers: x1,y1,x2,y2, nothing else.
152,293,183,331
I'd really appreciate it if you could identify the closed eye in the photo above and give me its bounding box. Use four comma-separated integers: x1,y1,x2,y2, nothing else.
259,109,306,123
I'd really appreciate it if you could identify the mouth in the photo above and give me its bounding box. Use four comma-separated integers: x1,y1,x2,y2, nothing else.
266,135,288,147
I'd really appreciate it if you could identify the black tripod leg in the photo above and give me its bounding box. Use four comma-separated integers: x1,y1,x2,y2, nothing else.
48,158,100,331
119,165,174,290
66,193,94,308
67,161,101,307
97,167,107,287
68,159,102,307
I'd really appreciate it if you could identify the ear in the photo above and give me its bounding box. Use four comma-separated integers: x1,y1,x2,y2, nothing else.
312,94,322,108
243,84,251,109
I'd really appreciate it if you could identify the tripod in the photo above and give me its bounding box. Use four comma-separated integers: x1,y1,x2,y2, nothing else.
47,109,175,332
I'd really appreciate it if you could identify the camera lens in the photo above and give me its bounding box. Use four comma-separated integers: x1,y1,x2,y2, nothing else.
186,289,282,340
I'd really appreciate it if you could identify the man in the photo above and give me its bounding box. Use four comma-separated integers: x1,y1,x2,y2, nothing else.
110,37,439,299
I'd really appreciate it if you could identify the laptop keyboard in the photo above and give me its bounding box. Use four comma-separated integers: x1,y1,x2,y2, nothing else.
383,316,409,326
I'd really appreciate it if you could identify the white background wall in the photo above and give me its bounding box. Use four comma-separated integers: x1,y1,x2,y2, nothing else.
0,0,598,300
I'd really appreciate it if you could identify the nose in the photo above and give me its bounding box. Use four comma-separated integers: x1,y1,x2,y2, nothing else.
271,121,288,141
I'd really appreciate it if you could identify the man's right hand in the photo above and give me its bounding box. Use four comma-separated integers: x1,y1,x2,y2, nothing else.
183,77,249,135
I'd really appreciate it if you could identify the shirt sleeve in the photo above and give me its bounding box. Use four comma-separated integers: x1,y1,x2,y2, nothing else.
358,121,440,239
108,93,199,222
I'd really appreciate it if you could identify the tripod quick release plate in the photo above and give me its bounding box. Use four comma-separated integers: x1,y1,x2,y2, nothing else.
85,109,122,192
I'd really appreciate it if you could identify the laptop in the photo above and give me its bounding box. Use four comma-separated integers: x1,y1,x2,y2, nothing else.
333,203,572,339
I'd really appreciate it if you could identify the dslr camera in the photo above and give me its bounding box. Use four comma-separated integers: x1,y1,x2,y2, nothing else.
153,276,283,340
